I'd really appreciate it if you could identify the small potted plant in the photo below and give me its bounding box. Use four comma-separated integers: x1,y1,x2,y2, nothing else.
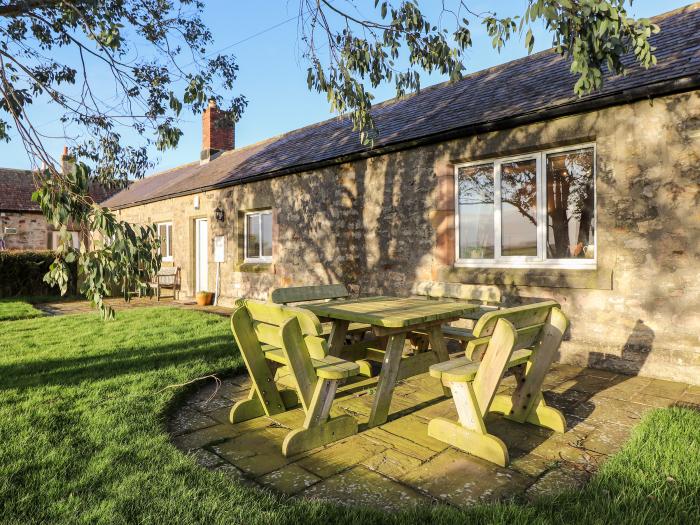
196,290,214,306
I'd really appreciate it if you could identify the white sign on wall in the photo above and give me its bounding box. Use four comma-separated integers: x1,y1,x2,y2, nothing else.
214,235,225,263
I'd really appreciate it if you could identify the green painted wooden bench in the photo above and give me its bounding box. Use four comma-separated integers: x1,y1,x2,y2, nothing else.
410,281,502,349
427,300,568,466
269,284,371,344
229,299,360,456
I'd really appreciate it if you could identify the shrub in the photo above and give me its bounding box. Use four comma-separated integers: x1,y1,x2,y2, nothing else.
0,250,77,298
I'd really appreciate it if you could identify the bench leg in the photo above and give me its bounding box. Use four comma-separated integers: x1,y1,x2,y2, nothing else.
489,308,568,433
327,320,350,357
490,392,565,433
230,388,298,423
282,378,357,456
428,325,452,397
428,381,509,467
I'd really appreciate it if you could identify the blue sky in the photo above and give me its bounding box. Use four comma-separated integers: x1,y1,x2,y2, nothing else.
0,1,688,174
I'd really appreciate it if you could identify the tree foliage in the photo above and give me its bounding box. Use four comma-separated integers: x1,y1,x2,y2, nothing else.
0,0,659,317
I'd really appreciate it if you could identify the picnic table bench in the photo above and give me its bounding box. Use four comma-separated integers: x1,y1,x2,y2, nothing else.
229,299,361,456
228,287,568,464
301,296,480,428
428,300,568,466
269,284,371,342
410,281,502,350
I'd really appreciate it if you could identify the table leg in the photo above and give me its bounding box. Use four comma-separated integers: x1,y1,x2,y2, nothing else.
368,332,407,428
327,320,350,357
428,325,452,397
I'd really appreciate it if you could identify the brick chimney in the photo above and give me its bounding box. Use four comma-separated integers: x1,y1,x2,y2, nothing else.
60,145,75,175
201,99,234,164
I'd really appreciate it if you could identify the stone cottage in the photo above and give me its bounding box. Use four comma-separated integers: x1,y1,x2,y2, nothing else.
103,4,700,385
0,160,116,251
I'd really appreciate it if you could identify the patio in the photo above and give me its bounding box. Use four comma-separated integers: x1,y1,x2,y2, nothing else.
20,290,700,511
170,363,697,510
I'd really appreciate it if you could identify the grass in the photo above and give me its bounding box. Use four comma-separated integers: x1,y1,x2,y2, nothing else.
0,299,44,321
0,307,698,524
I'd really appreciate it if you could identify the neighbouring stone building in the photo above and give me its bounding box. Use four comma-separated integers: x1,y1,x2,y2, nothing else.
0,158,117,251
104,4,700,385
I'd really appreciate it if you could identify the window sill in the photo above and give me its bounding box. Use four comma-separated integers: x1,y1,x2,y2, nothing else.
235,262,273,273
454,260,597,270
443,264,612,290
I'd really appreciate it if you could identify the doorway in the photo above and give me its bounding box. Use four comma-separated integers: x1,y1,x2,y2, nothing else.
194,218,208,292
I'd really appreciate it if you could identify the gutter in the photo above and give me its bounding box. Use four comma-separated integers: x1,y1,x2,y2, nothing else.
111,73,700,210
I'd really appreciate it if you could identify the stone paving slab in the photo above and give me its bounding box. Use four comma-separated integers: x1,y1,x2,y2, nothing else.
167,364,697,511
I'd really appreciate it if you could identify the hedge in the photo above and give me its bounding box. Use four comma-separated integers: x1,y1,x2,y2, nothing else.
0,251,78,298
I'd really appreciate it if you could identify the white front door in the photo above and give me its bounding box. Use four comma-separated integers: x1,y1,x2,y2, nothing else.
195,218,209,292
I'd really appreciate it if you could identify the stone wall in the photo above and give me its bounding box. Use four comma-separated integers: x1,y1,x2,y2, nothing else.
115,90,700,385
0,211,51,250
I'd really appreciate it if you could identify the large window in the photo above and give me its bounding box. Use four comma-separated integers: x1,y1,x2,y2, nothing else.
157,222,173,261
244,210,272,263
456,145,595,268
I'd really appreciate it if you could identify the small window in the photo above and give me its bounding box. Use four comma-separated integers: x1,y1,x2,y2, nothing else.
244,210,272,262
50,231,80,250
157,222,173,261
455,144,595,268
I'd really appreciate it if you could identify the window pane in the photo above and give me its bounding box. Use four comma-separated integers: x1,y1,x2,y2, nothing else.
457,164,494,259
158,224,172,258
261,213,272,257
70,231,80,249
501,159,537,256
165,225,172,258
246,214,260,258
546,148,595,259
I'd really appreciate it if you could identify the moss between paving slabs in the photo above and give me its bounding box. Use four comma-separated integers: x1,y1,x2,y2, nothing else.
0,299,44,321
0,307,698,524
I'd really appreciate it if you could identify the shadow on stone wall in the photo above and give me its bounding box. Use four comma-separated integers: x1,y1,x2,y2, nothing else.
251,91,697,382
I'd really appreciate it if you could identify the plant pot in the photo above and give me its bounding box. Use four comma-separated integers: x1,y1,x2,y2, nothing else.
196,291,214,306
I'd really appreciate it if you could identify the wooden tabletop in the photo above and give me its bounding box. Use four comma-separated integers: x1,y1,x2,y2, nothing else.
301,296,479,328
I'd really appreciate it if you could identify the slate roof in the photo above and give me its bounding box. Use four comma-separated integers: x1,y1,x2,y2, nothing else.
0,167,119,212
105,3,700,210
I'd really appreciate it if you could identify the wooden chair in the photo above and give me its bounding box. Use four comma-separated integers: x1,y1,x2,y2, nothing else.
229,299,360,456
269,283,371,339
410,281,502,349
427,301,568,466
141,266,181,300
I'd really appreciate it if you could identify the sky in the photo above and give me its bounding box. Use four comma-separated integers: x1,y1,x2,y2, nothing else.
0,0,689,175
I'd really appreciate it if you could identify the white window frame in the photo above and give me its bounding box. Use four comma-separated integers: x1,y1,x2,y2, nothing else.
157,221,173,262
244,210,273,263
51,230,80,250
454,143,597,270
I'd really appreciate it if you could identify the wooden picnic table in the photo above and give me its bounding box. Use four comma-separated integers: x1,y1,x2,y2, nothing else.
301,296,479,428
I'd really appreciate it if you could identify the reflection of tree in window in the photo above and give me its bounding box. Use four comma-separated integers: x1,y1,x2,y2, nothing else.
501,159,537,256
546,149,594,259
458,164,494,259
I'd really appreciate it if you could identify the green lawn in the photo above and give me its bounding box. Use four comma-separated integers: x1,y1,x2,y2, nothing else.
0,299,44,321
0,307,698,524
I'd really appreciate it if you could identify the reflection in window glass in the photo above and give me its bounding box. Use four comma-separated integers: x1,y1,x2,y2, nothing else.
546,148,595,259
261,212,273,257
246,214,260,258
501,159,537,256
458,164,494,259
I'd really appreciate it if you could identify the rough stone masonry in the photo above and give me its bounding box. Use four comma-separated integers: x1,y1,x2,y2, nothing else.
115,90,700,386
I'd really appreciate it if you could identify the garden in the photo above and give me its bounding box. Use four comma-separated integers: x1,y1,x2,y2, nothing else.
1,305,698,524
